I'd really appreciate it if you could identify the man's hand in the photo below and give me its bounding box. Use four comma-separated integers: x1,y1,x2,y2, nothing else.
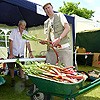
8,54,15,59
52,38,61,47
29,52,34,58
39,40,48,45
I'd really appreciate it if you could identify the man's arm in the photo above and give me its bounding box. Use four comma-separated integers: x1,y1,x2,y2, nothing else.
8,39,15,58
59,13,70,39
52,23,70,47
26,42,34,58
60,23,70,40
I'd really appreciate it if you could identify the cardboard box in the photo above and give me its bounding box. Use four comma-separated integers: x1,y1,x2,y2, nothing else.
92,53,100,67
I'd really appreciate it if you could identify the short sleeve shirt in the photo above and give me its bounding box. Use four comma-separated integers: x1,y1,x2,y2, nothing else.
58,12,68,26
9,28,28,56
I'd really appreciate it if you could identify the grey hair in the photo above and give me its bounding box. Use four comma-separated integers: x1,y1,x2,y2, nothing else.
18,20,26,26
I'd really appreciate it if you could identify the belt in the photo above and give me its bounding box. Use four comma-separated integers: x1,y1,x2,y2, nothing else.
61,43,70,49
54,43,70,49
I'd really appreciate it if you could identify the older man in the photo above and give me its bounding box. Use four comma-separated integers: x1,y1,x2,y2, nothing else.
8,20,33,87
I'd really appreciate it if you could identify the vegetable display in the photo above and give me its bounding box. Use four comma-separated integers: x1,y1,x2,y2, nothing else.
16,60,87,83
22,34,61,65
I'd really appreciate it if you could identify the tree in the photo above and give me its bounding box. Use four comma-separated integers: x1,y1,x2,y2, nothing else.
58,2,94,19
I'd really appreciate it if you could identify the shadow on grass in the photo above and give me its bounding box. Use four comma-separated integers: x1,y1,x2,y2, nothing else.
0,75,32,100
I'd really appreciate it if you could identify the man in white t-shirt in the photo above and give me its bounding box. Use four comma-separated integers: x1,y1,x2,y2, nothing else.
41,3,73,67
8,20,33,87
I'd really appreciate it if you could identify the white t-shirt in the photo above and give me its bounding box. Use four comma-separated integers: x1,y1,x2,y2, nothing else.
9,28,28,57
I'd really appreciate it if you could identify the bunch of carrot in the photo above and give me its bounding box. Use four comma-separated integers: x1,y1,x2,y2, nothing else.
16,60,87,83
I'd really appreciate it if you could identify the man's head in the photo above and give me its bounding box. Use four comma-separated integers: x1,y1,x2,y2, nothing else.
43,3,54,18
18,20,26,32
43,3,53,10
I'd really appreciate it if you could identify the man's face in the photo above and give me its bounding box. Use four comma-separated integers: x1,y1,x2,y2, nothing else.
44,4,54,17
19,23,26,32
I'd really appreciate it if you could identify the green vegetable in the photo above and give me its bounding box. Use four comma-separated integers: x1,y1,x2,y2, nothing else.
22,34,40,41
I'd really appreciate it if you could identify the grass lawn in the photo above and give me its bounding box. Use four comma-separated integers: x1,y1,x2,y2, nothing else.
0,65,100,100
76,65,100,100
0,75,31,100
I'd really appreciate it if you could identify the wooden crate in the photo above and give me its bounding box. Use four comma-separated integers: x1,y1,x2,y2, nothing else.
92,53,100,67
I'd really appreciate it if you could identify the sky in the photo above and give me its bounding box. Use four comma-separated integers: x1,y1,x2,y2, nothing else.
28,0,100,21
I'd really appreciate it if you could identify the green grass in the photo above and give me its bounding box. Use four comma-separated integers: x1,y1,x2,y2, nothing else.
0,75,31,100
76,65,100,100
0,66,100,100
